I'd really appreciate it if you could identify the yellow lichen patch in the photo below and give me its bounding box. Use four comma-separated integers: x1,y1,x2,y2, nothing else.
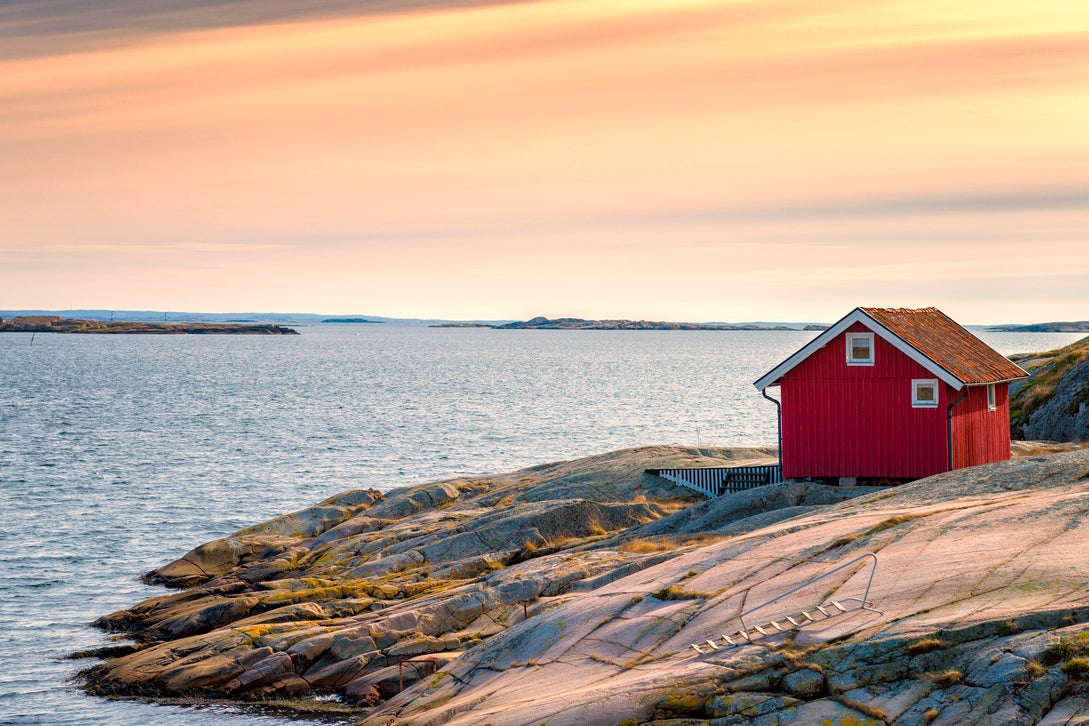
657,692,704,710
253,577,419,609
820,714,883,726
234,624,274,639
256,583,362,608
232,621,313,647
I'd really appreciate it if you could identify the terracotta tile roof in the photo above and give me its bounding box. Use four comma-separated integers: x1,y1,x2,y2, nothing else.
860,307,1027,384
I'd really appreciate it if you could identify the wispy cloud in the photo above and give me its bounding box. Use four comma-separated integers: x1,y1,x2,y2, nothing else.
0,0,532,57
703,187,1089,223
1,0,1088,319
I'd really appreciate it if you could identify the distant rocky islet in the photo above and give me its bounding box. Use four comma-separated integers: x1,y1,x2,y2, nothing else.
433,315,828,331
320,318,383,324
987,321,1089,333
0,316,298,335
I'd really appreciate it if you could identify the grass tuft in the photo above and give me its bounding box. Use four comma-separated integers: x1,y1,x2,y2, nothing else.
834,513,925,547
1061,658,1089,678
908,637,949,656
650,584,712,601
619,537,677,553
830,692,887,721
922,669,963,688
1041,641,1075,666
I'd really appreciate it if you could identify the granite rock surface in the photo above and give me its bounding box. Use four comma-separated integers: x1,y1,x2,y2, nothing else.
79,445,1089,726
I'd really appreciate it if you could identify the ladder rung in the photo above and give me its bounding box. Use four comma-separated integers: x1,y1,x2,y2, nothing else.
785,616,800,626
738,630,751,641
754,626,768,636
831,601,848,612
704,639,720,650
722,635,736,646
816,605,830,616
770,621,784,631
691,644,704,654
801,611,815,621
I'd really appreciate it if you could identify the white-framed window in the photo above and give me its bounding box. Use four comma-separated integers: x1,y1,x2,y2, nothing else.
912,379,939,407
987,383,996,411
846,332,874,366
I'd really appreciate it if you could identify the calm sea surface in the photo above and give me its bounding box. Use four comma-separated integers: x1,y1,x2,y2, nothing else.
0,325,1081,725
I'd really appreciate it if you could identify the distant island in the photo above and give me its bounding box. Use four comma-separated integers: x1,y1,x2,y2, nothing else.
986,321,1089,333
321,318,383,324
0,316,298,335
433,316,825,331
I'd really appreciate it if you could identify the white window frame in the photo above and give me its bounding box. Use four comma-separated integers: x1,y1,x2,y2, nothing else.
987,383,996,411
912,379,939,408
845,332,874,366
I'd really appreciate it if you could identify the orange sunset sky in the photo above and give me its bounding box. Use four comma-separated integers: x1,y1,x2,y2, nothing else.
2,0,1088,322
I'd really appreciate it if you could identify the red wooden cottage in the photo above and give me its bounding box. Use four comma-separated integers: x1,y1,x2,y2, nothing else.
754,307,1028,483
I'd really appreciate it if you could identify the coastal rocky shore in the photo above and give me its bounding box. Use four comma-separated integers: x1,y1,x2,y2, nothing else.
1011,336,1089,442
76,444,1089,725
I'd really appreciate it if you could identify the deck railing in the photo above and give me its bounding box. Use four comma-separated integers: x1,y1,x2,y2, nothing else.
646,465,783,498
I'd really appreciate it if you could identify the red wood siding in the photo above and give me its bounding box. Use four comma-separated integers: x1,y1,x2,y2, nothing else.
780,322,949,479
951,383,1011,468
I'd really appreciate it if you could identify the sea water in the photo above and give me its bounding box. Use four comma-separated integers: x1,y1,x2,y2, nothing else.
0,325,1080,725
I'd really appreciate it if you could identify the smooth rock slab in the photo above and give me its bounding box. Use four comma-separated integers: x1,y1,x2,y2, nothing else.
748,698,883,726
1037,695,1089,725
780,668,825,699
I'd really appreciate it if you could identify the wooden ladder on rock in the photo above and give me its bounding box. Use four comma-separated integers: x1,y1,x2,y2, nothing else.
690,601,851,653
688,553,881,656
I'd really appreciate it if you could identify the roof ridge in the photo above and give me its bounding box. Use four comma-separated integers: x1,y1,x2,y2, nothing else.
755,306,1028,391
860,306,939,314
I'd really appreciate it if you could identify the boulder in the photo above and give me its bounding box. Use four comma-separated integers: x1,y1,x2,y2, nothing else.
303,654,371,688
780,669,825,699
225,651,293,692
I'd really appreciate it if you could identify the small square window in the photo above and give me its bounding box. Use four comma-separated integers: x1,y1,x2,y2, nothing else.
913,379,939,407
987,384,996,411
846,333,874,366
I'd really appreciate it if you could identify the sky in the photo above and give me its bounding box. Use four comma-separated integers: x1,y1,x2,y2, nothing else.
2,0,1088,323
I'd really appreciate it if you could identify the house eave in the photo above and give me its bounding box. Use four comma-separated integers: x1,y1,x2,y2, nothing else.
962,375,1030,387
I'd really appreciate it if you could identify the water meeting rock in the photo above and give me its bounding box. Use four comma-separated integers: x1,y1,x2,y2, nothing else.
78,444,1089,725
